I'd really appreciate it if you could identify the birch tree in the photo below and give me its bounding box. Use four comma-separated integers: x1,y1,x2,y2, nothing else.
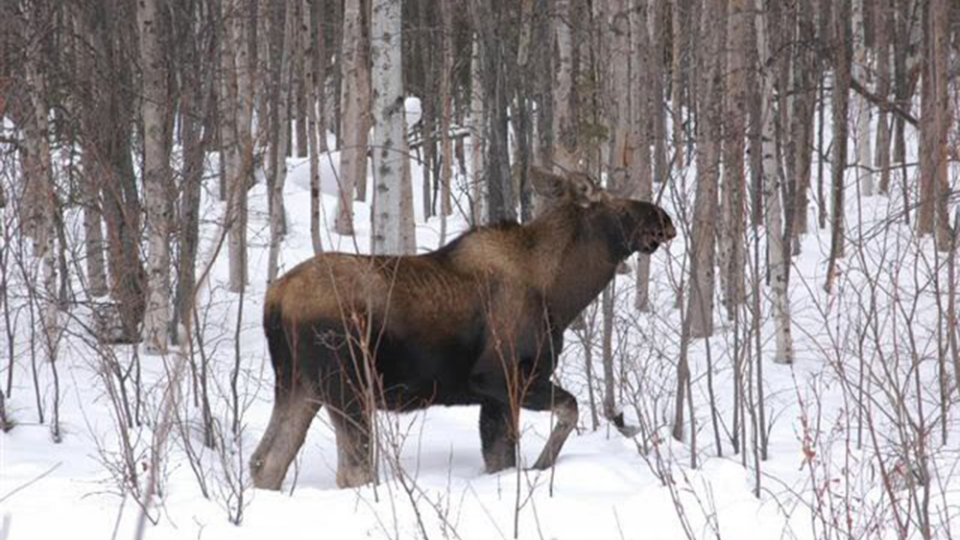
722,0,747,313
335,0,370,236
469,36,485,224
370,0,404,255
267,1,296,282
137,0,171,353
630,0,654,312
688,0,722,339
304,0,323,254
220,0,250,291
438,0,453,243
756,0,793,364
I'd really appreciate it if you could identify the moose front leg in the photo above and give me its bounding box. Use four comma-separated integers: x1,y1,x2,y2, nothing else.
479,400,518,473
523,380,578,470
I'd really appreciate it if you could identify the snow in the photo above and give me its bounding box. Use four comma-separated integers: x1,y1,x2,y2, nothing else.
2,128,960,540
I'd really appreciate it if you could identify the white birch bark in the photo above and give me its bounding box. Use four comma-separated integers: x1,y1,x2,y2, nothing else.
370,0,404,255
138,0,171,353
469,36,486,224
756,0,793,364
438,0,453,244
221,0,250,292
304,0,323,254
24,48,60,367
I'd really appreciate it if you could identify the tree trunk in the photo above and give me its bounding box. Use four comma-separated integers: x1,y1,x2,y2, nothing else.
689,0,722,338
418,0,436,220
80,144,108,298
875,0,891,195
630,0,654,312
304,0,323,255
722,0,747,314
756,0,794,364
852,0,873,197
268,1,296,281
138,0,172,353
335,0,369,235
790,0,817,247
469,35,486,225
930,0,951,251
312,0,329,153
370,0,404,255
671,0,686,169
472,0,515,224
438,0,454,243
552,0,577,173
173,0,209,341
825,0,850,293
221,0,251,292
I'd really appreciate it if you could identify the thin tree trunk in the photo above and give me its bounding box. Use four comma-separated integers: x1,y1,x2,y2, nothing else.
295,3,309,159
268,2,296,281
304,0,323,254
138,0,172,353
756,0,794,364
370,0,404,255
852,0,873,197
790,0,816,248
671,0,685,169
222,0,250,292
22,7,61,438
438,0,453,243
419,0,436,220
80,150,107,297
930,0,951,252
469,35,485,224
875,0,891,195
313,0,329,153
335,0,369,235
173,0,208,342
630,0,654,312
723,0,747,314
472,0,515,224
825,0,850,293
552,0,577,173
689,0,722,338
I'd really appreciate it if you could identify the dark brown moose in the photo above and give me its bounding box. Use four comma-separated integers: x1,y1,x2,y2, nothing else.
250,167,677,489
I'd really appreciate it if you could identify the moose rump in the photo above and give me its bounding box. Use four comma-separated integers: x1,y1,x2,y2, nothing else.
249,167,676,490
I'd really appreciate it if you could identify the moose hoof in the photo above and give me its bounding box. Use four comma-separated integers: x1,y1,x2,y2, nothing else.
336,465,373,488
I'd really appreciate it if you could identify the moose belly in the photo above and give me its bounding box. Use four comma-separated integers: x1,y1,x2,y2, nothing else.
372,329,482,411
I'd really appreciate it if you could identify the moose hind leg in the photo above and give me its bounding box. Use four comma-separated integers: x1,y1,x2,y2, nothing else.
329,408,374,488
480,401,518,473
250,387,322,490
525,382,578,471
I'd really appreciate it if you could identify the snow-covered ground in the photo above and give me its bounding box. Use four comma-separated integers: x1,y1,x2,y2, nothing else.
2,118,960,539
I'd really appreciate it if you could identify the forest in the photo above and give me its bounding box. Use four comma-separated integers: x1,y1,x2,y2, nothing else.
1,0,959,539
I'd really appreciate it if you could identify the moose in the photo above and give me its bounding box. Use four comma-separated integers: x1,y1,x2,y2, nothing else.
250,167,676,489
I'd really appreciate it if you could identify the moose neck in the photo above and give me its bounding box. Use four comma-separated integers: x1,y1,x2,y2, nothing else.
531,204,633,329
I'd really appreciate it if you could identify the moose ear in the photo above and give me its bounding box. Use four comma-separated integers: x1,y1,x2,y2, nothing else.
530,167,604,206
529,167,569,200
